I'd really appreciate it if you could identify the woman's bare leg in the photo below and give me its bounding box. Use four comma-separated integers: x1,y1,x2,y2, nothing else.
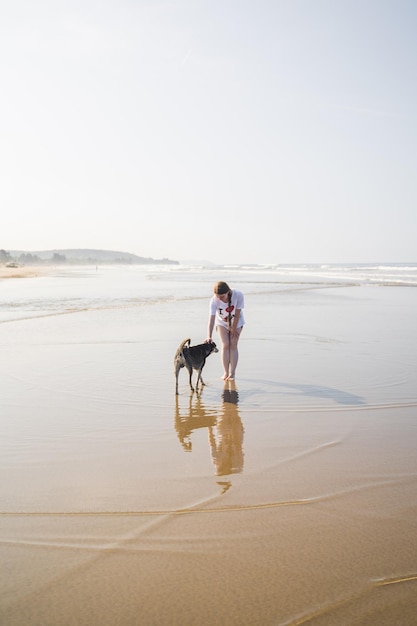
217,325,230,378
217,326,242,379
228,327,242,379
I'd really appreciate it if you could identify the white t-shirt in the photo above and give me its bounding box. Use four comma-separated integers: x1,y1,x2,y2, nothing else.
209,289,245,330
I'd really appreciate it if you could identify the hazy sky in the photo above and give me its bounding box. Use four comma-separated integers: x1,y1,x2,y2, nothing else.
2,0,416,265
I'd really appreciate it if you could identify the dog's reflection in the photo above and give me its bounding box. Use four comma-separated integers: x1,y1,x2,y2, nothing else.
174,383,244,476
174,393,217,452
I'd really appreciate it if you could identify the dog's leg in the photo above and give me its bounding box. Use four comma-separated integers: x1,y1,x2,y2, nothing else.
186,364,194,392
196,370,205,390
175,363,181,395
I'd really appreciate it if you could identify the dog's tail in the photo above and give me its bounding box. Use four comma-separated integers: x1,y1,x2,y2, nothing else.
178,338,191,353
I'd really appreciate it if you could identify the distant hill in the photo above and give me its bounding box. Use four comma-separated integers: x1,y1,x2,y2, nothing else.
9,249,179,265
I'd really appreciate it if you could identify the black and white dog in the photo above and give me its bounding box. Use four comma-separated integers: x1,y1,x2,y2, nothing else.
174,338,218,394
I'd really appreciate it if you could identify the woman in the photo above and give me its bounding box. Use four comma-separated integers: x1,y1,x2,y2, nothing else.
206,281,245,380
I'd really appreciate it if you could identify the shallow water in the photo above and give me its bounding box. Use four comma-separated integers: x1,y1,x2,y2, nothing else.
2,261,417,322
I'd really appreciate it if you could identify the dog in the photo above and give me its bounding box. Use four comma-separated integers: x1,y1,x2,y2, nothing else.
174,338,218,394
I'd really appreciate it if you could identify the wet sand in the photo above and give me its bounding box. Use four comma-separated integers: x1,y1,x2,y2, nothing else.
1,283,417,624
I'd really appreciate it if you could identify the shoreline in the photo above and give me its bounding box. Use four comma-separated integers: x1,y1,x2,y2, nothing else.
0,265,49,280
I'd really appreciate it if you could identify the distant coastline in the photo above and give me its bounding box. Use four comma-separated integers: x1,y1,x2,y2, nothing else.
3,248,179,266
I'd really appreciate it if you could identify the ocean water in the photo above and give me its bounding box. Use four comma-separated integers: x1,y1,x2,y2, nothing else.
1,262,416,323
2,261,416,412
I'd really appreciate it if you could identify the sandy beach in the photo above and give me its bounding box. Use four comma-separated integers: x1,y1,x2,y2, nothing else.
1,267,417,625
0,265,48,280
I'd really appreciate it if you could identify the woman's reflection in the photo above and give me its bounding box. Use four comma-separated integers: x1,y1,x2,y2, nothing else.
208,382,244,476
174,382,244,476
